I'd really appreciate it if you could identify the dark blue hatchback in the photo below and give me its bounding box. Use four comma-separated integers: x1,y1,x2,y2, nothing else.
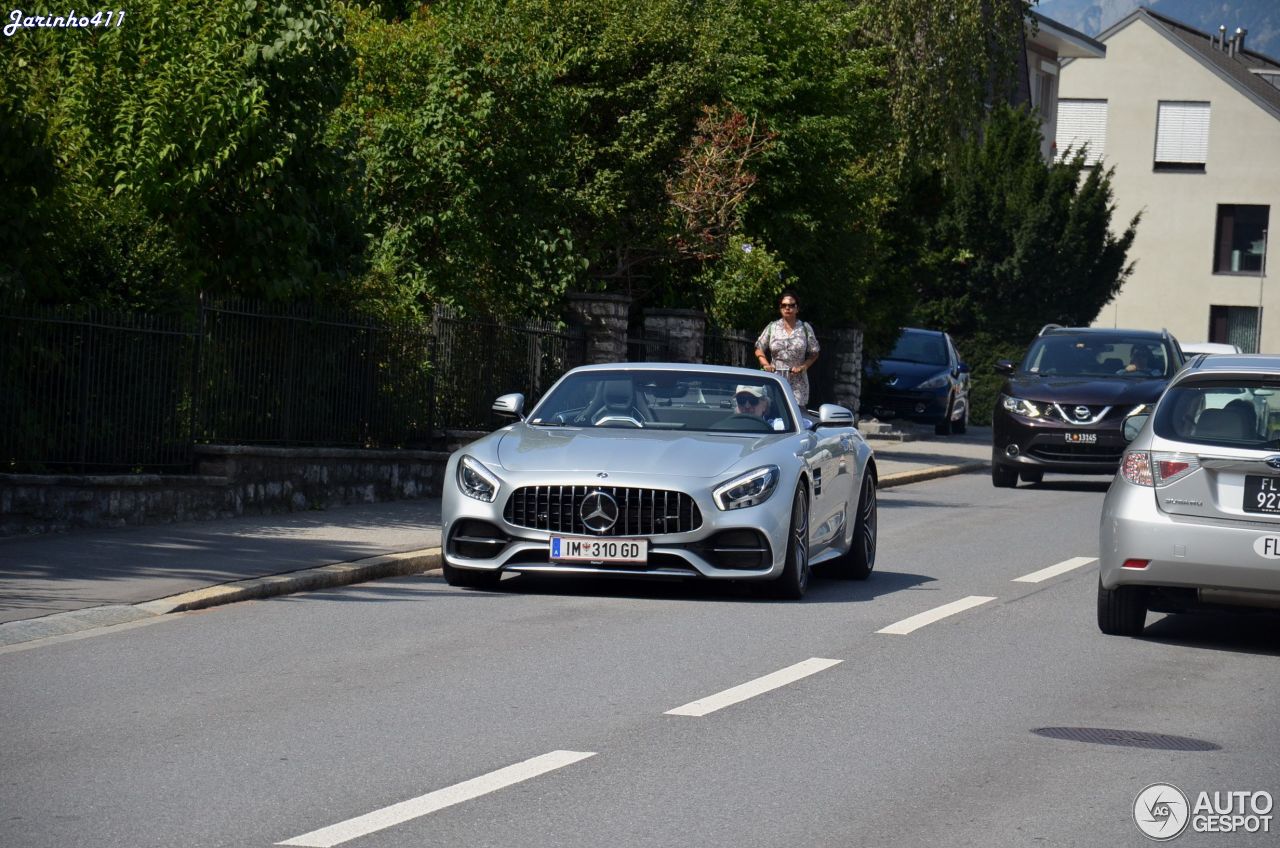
861,328,971,435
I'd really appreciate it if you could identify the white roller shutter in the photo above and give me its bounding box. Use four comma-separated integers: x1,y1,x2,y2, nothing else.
1155,101,1210,164
1055,99,1107,165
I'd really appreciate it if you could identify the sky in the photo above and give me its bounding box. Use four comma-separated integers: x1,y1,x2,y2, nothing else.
1032,0,1280,57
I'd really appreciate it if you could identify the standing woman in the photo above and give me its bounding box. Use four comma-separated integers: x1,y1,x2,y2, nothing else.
754,289,820,407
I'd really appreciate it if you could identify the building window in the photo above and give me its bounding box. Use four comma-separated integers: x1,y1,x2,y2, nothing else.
1210,305,1261,353
1214,204,1270,274
1154,101,1209,171
1056,99,1106,165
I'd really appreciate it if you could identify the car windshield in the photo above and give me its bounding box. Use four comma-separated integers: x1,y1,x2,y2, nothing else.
1154,381,1280,448
1022,336,1175,379
527,370,794,433
885,330,948,366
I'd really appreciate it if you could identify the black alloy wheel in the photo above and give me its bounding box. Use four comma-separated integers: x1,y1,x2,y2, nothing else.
767,485,810,599
832,472,877,580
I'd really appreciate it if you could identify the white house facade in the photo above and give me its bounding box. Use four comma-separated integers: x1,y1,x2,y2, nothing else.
1056,8,1280,351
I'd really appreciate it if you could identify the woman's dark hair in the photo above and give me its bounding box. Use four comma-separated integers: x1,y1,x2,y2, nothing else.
777,289,800,308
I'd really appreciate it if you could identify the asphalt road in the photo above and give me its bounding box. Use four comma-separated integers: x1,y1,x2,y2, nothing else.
2,472,1278,848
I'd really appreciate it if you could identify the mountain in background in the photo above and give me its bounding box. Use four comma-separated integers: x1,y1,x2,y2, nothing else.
1033,0,1280,58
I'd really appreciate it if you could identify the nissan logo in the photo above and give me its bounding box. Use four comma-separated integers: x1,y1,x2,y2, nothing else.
1267,456,1280,470
1074,405,1090,419
579,490,619,533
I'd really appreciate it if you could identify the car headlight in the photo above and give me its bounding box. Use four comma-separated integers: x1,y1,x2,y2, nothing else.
457,455,500,502
917,371,950,390
1000,394,1043,418
713,465,779,511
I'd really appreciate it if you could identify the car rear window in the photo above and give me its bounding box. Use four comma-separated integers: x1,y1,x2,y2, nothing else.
1022,335,1176,378
1154,381,1280,447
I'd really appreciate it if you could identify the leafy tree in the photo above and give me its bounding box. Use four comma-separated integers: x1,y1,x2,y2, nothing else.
914,104,1139,420
0,0,361,309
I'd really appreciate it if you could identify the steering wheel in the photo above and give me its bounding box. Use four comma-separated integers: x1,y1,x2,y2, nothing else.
593,415,643,428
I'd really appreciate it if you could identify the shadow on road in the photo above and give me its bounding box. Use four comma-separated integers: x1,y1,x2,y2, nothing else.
1140,609,1280,657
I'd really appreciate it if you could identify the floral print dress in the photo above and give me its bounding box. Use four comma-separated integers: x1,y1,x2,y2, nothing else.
756,319,820,407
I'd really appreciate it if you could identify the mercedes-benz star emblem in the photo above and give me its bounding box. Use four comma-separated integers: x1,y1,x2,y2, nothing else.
1074,405,1090,419
580,490,619,533
1267,456,1280,470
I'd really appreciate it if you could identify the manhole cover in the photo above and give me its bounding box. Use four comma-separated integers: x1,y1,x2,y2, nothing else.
1032,727,1220,752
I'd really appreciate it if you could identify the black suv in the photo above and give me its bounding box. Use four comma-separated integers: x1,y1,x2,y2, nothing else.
991,325,1185,487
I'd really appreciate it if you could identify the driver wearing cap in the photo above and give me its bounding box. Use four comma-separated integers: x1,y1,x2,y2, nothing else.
734,384,771,419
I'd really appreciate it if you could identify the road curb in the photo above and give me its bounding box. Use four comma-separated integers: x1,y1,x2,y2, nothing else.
878,460,988,489
136,547,444,614
0,548,444,649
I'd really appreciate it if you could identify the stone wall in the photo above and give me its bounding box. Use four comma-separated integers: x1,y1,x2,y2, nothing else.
643,308,706,363
0,444,451,537
565,292,631,365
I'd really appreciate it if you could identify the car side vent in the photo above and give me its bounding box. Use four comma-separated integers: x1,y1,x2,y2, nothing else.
504,486,703,536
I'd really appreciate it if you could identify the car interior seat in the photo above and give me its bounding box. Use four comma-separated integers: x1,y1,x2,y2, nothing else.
1194,408,1248,440
594,378,650,422
1224,398,1257,438
1103,357,1124,373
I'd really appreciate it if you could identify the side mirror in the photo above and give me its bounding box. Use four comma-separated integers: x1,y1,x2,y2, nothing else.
817,403,854,427
993,360,1015,376
1122,413,1150,442
958,362,971,374
492,393,525,419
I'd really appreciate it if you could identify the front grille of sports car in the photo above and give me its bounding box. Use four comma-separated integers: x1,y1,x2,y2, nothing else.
504,485,703,536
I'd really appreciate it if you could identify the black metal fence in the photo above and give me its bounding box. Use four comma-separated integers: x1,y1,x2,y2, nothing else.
1,300,585,473
703,326,755,368
1,304,197,472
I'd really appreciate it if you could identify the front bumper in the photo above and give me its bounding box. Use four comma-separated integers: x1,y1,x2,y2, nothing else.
442,477,792,581
993,411,1125,474
1099,476,1280,602
863,388,949,424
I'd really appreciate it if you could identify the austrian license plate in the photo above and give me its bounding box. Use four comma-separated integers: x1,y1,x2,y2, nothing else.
1064,432,1097,443
1243,475,1280,514
550,536,648,564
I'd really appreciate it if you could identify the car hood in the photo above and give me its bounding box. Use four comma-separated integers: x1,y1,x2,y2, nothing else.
495,426,782,478
1004,375,1168,405
866,359,949,387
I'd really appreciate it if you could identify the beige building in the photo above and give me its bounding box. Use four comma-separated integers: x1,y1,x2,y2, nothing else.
1056,8,1280,352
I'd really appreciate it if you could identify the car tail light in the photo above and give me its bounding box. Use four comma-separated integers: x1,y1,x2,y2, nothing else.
1121,559,1150,569
1152,452,1199,486
1121,451,1153,486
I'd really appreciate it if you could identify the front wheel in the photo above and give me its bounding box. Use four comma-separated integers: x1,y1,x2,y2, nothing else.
831,472,877,580
953,402,968,434
765,485,810,599
935,396,954,436
992,461,1019,488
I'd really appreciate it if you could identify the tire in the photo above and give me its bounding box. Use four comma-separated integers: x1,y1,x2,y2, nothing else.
443,561,502,590
1097,579,1147,636
765,485,810,599
992,461,1019,488
1020,469,1043,484
935,396,954,436
832,472,877,580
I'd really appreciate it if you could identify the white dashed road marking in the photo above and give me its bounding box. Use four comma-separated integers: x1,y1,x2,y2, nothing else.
665,657,842,717
1013,556,1096,583
276,750,596,847
876,596,997,635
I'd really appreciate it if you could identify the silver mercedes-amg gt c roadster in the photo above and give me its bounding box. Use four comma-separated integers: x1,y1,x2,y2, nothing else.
441,363,878,599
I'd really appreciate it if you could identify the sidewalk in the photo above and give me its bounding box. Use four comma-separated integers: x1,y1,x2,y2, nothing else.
0,426,990,647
